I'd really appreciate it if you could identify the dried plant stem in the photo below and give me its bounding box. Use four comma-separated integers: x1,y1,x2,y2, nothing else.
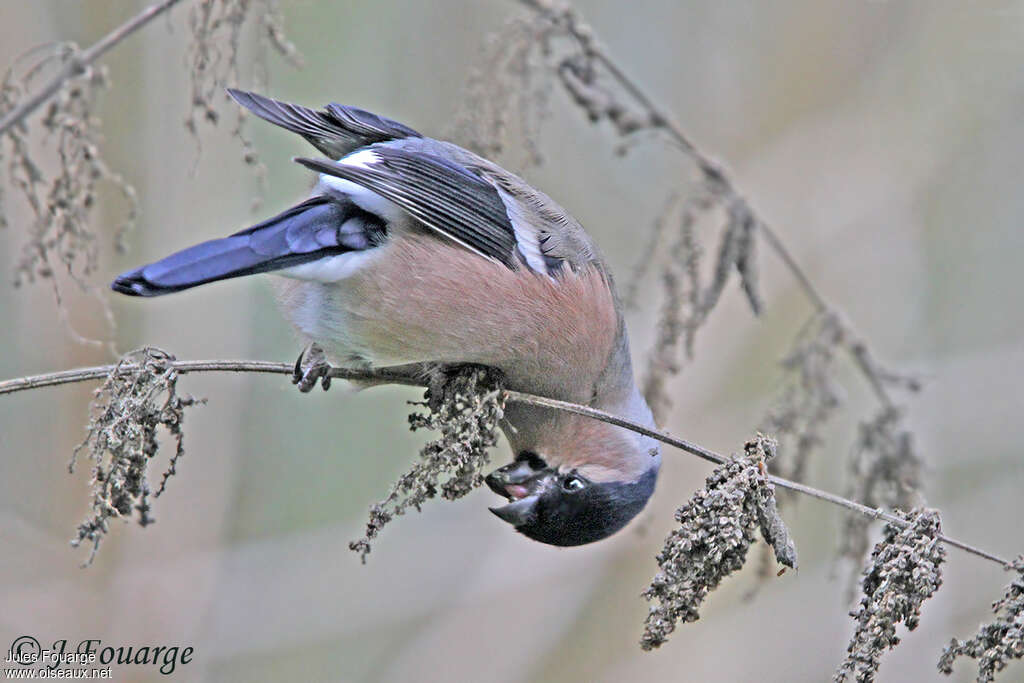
601,57,850,350
752,215,829,313
531,1,829,310
517,0,899,409
0,359,1010,569
0,0,183,137
0,360,425,395
506,391,1008,568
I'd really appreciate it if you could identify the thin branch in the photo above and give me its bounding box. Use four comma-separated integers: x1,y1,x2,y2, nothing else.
518,0,902,407
583,33,831,314
610,52,891,405
509,390,1009,567
0,359,423,395
753,217,830,313
0,359,1010,569
0,0,183,137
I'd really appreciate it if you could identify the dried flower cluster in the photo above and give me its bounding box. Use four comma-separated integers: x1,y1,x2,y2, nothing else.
628,195,764,425
462,2,766,423
348,366,506,563
187,0,302,132
838,407,924,599
762,311,846,488
641,435,797,650
69,348,203,565
186,0,301,205
512,0,667,150
835,508,945,682
754,310,925,597
0,1,303,346
554,49,660,141
634,192,705,422
1,44,137,313
450,10,554,169
3,5,1015,679
765,319,919,496
939,555,1024,682
501,2,932,611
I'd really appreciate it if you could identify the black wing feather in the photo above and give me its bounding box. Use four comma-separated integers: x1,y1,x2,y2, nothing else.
227,89,420,159
295,148,519,268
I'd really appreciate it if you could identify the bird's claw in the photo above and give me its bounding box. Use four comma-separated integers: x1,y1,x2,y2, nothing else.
292,343,333,392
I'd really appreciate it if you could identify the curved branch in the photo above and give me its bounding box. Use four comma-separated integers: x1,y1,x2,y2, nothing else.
0,359,1010,568
517,0,905,407
0,359,421,395
0,0,183,137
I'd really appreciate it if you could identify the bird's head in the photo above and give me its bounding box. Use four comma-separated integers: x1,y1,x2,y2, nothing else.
485,451,658,546
486,399,661,546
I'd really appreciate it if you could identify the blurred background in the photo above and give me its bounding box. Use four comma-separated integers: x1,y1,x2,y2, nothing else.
2,1,1023,681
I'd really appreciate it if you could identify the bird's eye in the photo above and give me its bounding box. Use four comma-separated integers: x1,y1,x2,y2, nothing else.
562,475,586,492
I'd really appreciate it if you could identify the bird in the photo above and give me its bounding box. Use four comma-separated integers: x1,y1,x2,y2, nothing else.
111,89,661,547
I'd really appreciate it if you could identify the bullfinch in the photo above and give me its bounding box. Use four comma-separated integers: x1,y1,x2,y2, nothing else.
111,90,661,546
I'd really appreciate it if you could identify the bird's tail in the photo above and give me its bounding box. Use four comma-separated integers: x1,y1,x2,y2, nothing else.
111,197,358,297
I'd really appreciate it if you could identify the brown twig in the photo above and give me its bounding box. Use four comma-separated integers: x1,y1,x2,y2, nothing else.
0,359,1010,569
0,359,424,395
517,0,900,411
0,0,183,137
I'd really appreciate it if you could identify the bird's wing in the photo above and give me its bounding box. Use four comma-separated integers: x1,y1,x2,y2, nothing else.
295,146,524,269
295,140,604,275
419,139,604,274
228,89,421,159
232,90,601,274
478,167,601,274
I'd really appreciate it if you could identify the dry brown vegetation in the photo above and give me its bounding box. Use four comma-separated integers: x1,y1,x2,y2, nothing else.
0,1,1020,681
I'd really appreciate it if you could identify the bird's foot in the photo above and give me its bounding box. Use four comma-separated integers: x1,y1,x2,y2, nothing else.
292,343,333,392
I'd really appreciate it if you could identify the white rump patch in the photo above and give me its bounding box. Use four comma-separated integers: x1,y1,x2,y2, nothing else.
339,149,380,169
317,150,405,225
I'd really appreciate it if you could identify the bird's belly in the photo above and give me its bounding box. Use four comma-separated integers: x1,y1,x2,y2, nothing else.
270,235,618,398
270,278,378,367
